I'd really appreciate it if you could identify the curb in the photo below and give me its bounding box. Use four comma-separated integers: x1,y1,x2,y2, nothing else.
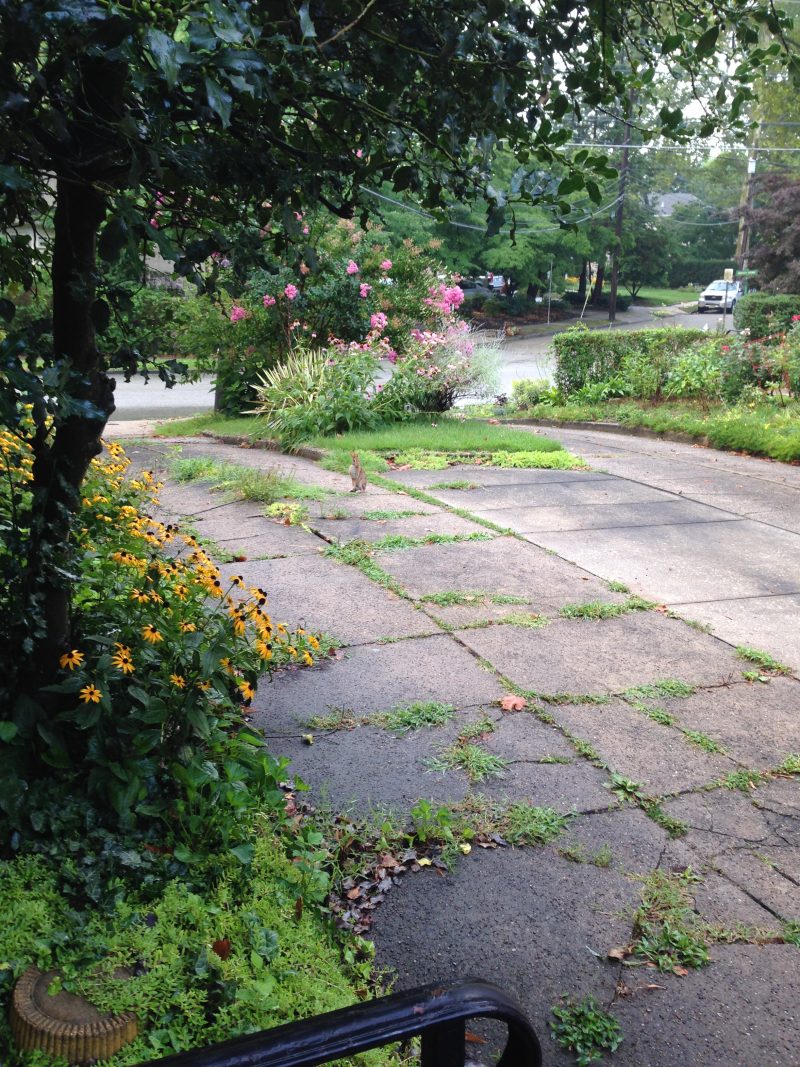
203,432,326,462
503,417,708,448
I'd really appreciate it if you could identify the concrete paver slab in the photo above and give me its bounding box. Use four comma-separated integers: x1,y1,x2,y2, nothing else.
218,556,434,644
525,518,800,603
377,536,621,606
613,945,800,1067
471,498,739,534
372,846,639,1061
190,508,324,555
555,807,667,875
310,510,487,544
253,637,504,721
428,479,675,511
457,613,741,696
382,465,613,489
481,758,616,815
668,594,800,672
663,677,800,768
547,700,733,795
309,492,440,519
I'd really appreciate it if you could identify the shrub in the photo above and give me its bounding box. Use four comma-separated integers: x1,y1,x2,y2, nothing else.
664,340,723,402
561,291,630,312
384,323,501,412
668,258,736,289
554,326,709,398
510,378,552,409
734,293,800,340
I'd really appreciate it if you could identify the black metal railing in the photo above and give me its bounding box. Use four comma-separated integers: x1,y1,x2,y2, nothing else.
136,979,542,1067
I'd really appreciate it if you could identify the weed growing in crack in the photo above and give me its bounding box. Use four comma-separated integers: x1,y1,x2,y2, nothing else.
642,705,676,727
642,802,688,837
498,611,548,629
720,769,766,792
381,701,457,735
775,753,800,775
539,754,572,765
539,692,611,706
633,868,710,973
625,679,696,700
427,743,507,782
361,509,426,521
427,479,480,490
419,589,489,606
373,531,493,551
503,803,569,846
307,707,363,731
682,729,725,754
323,539,409,597
559,596,655,621
782,921,800,946
457,716,496,742
606,772,647,804
558,841,613,867
551,997,623,1066
736,646,792,675
606,580,630,593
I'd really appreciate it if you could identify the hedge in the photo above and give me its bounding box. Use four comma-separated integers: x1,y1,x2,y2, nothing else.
667,258,736,289
562,291,631,312
553,326,709,397
733,293,800,341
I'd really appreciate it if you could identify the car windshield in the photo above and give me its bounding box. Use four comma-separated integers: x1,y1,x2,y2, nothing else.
707,280,733,291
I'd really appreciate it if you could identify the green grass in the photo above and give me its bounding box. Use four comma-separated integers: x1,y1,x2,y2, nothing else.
624,679,696,700
427,743,507,782
736,646,793,675
551,997,623,1066
497,612,548,629
426,479,481,490
361,509,426,520
682,729,725,754
303,417,565,455
633,285,699,306
633,869,710,972
169,456,329,502
380,701,457,735
372,532,493,551
518,398,800,463
502,803,569,846
153,413,272,438
558,596,654,620
323,539,409,598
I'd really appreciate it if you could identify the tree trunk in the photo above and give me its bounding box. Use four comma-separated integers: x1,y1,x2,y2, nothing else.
577,261,587,299
592,261,605,304
26,177,115,674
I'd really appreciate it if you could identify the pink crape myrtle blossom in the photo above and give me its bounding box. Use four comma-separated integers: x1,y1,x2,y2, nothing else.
284,283,299,300
359,283,372,298
380,260,393,271
263,294,276,308
346,260,360,275
424,283,465,314
229,306,247,323
370,311,388,331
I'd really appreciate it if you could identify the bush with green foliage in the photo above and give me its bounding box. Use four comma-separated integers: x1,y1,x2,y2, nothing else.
668,258,736,289
734,293,800,340
553,325,708,397
510,378,552,409
561,291,631,312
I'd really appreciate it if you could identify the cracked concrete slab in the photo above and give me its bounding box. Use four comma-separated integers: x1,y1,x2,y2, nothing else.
666,595,800,673
382,464,613,489
372,845,639,1063
309,510,488,544
309,491,440,519
218,555,434,644
481,758,617,815
426,478,675,512
376,536,621,607
252,637,505,722
547,699,733,795
556,807,667,875
469,498,739,534
613,945,800,1067
662,677,800,769
456,613,741,696
189,507,324,555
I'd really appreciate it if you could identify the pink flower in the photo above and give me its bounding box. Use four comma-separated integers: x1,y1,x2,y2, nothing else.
346,260,359,275
229,306,247,323
359,283,372,298
303,225,309,235
380,260,392,271
370,312,388,331
294,211,303,221
284,284,299,300
355,149,364,159
149,217,159,228
792,314,800,322
263,294,276,307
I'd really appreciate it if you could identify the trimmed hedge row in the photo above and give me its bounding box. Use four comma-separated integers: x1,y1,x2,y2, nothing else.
667,258,736,289
733,293,800,340
553,326,709,397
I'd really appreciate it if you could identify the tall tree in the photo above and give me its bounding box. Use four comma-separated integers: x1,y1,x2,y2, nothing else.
1,0,797,701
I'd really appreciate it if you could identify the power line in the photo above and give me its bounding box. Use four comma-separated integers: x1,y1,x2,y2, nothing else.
565,142,800,153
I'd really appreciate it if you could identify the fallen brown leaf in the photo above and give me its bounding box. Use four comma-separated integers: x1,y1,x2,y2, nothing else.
500,694,527,712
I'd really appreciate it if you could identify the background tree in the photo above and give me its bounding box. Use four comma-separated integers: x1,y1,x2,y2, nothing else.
746,172,800,293
1,0,797,703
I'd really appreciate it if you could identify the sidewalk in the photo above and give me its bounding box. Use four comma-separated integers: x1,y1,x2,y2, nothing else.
130,434,800,1067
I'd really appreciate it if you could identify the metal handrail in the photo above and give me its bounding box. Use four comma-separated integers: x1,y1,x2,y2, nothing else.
136,979,542,1067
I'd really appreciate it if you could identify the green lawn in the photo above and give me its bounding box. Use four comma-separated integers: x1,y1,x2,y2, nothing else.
302,417,564,454
516,399,800,462
629,286,698,307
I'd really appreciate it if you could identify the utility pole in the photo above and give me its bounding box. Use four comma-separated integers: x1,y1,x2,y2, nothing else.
735,154,757,281
608,92,633,324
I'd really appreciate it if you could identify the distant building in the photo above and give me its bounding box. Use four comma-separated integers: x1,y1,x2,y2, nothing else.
650,192,700,217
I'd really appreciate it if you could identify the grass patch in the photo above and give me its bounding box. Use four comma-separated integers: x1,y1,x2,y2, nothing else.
606,579,630,593
624,679,696,700
736,646,792,675
606,772,647,804
497,612,548,629
303,417,565,455
720,768,766,792
319,450,389,474
426,479,481,490
539,692,611,706
643,802,688,837
633,868,710,972
153,413,270,438
502,803,569,846
487,450,586,469
642,706,676,727
682,729,725,754
427,743,507,783
373,532,493,551
518,398,800,463
169,456,329,503
559,596,655,620
361,509,426,521
381,701,457,735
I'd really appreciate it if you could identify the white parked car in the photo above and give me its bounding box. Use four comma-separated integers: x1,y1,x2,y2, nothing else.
697,279,743,313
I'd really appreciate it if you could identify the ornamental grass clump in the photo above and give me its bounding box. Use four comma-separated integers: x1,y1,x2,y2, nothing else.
0,439,321,855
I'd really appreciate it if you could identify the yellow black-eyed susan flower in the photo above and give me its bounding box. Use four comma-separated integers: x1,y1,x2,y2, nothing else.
170,673,187,689
79,683,102,704
141,624,163,644
59,649,85,671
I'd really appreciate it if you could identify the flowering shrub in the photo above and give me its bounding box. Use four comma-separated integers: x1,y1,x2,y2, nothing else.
0,439,320,851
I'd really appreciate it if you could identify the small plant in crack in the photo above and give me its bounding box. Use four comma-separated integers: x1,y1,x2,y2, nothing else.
736,646,792,675
539,754,572,765
457,716,496,742
720,769,765,792
606,579,630,593
560,840,612,868
782,920,800,947
419,589,488,606
624,679,696,700
559,596,655,621
361,508,426,520
642,802,688,838
633,868,710,973
742,669,771,683
426,479,480,490
307,707,364,731
569,737,604,765
775,753,800,775
682,729,725,754
381,701,457,735
503,803,569,846
498,611,548,629
426,742,506,782
642,705,676,727
551,997,623,1066
540,692,611,706
606,772,647,804
374,532,493,551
